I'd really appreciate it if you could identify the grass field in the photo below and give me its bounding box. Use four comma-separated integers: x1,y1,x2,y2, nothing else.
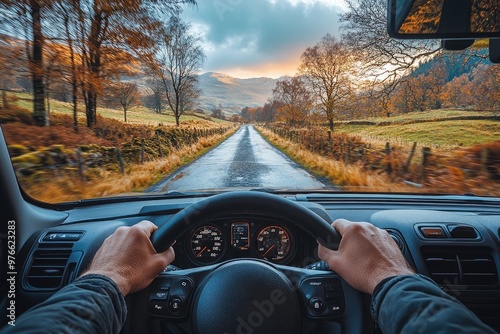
8,92,229,126
334,110,499,148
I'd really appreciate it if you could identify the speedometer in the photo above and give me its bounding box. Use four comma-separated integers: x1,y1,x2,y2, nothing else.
256,226,291,262
190,226,225,264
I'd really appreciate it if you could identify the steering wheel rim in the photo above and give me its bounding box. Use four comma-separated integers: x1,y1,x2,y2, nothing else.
147,191,364,334
151,191,341,253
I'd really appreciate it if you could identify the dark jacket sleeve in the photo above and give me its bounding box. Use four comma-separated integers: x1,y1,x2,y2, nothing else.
1,274,126,334
371,274,496,334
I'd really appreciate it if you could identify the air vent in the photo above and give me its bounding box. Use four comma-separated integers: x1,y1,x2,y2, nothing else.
448,225,478,239
26,245,73,290
422,247,498,286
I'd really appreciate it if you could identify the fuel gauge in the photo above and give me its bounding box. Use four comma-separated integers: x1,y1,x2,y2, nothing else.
231,222,250,250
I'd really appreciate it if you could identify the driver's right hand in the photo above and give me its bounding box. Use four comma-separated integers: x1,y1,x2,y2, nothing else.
318,219,414,294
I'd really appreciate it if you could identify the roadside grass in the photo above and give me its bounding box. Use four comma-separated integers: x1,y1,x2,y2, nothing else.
7,91,229,126
256,126,414,192
21,129,237,203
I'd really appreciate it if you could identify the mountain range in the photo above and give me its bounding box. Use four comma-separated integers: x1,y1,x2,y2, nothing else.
195,72,279,114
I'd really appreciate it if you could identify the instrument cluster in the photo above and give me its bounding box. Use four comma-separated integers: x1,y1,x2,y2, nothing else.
185,216,297,265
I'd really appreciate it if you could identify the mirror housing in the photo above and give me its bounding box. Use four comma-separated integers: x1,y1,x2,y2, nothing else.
387,0,500,39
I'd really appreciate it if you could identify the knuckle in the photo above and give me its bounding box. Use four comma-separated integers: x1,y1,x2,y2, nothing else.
114,226,129,235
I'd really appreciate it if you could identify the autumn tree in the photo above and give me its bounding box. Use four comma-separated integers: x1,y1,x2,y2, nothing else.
52,0,196,128
272,76,312,126
0,0,54,125
211,108,224,119
341,0,440,109
470,64,500,115
0,36,25,93
51,0,83,132
150,16,205,126
440,75,473,108
261,100,280,123
144,78,165,114
299,35,353,131
111,82,140,122
241,106,263,122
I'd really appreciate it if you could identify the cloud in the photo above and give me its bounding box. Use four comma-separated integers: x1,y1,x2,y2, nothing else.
182,0,344,78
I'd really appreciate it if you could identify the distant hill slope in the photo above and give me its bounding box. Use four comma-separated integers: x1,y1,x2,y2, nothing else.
411,48,489,82
196,72,278,114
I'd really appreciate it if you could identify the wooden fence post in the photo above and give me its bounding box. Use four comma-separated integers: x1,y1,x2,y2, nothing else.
420,147,431,183
347,141,351,163
404,142,418,172
116,148,125,174
2,90,7,108
75,146,84,180
481,148,490,175
140,139,145,164
339,138,344,160
157,135,163,157
385,142,392,175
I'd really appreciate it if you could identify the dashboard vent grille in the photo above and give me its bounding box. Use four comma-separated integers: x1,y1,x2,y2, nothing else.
422,247,498,286
27,246,73,289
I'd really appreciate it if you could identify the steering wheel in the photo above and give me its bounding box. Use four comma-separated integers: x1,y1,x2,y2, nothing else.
149,191,364,334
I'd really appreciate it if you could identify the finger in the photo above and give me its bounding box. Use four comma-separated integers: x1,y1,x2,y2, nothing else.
317,244,341,268
154,247,176,271
134,220,158,237
331,219,352,235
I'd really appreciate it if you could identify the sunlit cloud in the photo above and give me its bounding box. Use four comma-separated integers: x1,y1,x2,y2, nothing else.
182,0,344,78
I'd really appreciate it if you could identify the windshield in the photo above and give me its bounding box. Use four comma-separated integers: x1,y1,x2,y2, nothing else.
0,0,499,203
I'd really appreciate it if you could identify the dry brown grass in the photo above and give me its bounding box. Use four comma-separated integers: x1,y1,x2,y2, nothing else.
22,132,235,203
257,126,414,192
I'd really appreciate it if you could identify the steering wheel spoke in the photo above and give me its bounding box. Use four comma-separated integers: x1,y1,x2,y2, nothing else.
148,265,215,319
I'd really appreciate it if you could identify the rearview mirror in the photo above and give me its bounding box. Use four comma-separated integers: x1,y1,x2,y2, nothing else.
387,0,500,39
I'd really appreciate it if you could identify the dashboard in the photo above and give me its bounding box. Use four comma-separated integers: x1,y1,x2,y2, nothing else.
175,214,306,267
3,193,500,333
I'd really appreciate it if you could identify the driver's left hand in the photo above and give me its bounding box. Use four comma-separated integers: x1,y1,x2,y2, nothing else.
81,221,175,296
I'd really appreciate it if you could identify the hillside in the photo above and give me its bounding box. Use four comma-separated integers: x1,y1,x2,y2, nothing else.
196,72,278,114
411,48,489,82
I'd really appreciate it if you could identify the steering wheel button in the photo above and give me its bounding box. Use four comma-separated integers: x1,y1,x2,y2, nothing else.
180,279,191,288
149,301,167,316
310,298,325,313
155,292,168,300
329,303,344,316
169,298,182,312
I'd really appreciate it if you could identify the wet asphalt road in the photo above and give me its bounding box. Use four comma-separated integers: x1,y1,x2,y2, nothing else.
148,125,328,192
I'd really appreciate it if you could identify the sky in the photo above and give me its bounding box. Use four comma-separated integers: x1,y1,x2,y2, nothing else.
181,0,347,79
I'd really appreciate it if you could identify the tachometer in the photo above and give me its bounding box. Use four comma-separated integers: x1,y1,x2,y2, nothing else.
190,226,225,264
256,226,291,261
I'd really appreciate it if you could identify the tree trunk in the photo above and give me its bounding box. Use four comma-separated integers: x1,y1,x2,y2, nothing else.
64,11,78,133
123,106,127,122
31,0,46,126
85,91,97,128
329,118,334,132
72,83,78,133
84,10,104,128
